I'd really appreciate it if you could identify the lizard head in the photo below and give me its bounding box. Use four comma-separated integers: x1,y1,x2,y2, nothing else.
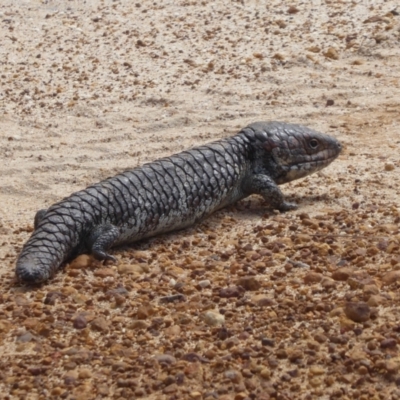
246,121,342,184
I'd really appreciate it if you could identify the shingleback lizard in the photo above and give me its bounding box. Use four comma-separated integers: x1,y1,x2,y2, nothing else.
15,121,341,284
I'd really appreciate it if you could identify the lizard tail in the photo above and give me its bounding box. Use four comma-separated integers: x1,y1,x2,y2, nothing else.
16,215,80,283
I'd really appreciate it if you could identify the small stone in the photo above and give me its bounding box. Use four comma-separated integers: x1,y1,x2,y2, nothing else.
106,287,129,297
385,359,399,373
309,366,325,376
307,340,320,351
287,5,299,14
382,270,400,286
91,317,109,332
190,392,202,399
314,333,328,343
163,383,178,394
251,294,274,307
117,264,146,275
303,272,322,284
164,325,181,337
198,279,211,288
288,349,303,362
64,371,78,386
363,284,379,296
69,255,95,270
224,369,242,383
129,320,150,330
380,338,397,349
159,294,186,303
344,302,371,323
137,304,156,319
219,286,244,298
94,267,115,278
155,354,176,365
340,316,356,331
324,47,339,60
16,331,35,343
357,366,368,375
0,320,12,334
367,295,384,307
309,377,323,387
51,387,63,396
321,277,336,289
203,311,225,327
261,337,275,347
23,318,39,330
332,267,353,281
73,314,87,330
78,369,92,379
14,294,30,306
385,162,395,171
44,291,64,305
236,276,261,291
260,368,271,379
326,99,334,107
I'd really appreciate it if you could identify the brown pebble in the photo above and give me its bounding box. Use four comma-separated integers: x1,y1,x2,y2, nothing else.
236,276,261,291
78,369,92,379
93,267,115,278
251,294,274,307
287,5,299,14
324,47,339,60
69,255,95,270
332,267,353,281
314,333,328,343
288,349,303,362
224,370,242,383
357,365,368,375
118,263,146,275
64,371,78,386
260,368,271,379
155,354,176,365
219,286,244,298
91,317,109,332
344,302,371,323
14,294,30,306
137,304,156,319
321,277,336,289
380,338,397,349
367,294,384,307
382,270,400,286
164,324,181,336
309,366,325,376
363,284,379,296
73,314,87,330
385,359,399,373
129,320,150,330
303,272,322,284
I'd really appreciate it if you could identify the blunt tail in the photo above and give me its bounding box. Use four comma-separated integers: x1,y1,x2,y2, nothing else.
16,212,80,283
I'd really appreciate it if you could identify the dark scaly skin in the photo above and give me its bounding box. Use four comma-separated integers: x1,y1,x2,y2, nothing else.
15,121,342,283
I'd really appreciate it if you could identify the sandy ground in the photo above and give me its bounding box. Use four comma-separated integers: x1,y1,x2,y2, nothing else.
1,0,400,399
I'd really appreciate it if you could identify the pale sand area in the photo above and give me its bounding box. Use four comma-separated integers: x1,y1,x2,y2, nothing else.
1,1,400,398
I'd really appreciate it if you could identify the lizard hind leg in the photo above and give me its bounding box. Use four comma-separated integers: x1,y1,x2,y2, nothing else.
87,224,120,263
34,209,48,230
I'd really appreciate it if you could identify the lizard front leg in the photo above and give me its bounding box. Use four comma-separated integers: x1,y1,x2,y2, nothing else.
244,174,297,212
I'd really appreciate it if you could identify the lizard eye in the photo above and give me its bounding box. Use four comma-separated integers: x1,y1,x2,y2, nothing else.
309,138,319,149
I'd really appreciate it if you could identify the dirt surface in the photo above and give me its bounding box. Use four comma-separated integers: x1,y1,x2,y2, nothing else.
1,0,400,399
